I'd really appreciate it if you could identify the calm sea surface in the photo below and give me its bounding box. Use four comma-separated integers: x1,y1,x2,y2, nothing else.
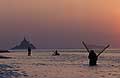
9,49,120,53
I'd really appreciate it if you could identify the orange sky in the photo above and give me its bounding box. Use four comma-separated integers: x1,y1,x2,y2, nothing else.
0,0,120,49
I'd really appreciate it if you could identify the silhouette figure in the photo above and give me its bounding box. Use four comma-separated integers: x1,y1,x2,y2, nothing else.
82,41,110,66
52,50,60,56
28,47,32,56
88,50,98,66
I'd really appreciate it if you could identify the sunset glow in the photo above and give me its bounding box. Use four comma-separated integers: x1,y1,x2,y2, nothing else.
0,0,120,49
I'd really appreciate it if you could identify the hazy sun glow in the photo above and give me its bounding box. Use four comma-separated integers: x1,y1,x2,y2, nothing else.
0,0,120,49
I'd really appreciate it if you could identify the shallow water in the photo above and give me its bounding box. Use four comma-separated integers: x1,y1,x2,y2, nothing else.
0,52,120,78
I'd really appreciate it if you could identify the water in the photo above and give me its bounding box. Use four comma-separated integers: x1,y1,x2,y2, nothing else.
8,49,120,53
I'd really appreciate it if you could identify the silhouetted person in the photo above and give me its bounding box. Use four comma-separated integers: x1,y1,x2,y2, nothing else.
28,47,31,56
88,50,98,66
52,50,60,56
82,41,110,66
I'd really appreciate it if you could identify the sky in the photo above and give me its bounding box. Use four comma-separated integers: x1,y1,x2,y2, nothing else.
0,0,120,49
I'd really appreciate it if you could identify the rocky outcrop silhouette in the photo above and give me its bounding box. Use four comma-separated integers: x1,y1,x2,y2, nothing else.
11,38,36,49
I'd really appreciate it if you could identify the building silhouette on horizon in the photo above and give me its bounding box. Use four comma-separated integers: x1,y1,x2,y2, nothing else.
11,37,36,49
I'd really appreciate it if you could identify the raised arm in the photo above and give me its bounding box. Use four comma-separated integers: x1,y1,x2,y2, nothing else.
97,44,110,57
82,41,90,53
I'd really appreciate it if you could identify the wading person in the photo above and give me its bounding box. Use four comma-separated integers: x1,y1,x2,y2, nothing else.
52,50,60,56
28,47,32,56
88,50,98,66
82,41,110,66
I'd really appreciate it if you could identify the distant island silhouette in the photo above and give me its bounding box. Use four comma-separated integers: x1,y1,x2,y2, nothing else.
11,37,36,49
